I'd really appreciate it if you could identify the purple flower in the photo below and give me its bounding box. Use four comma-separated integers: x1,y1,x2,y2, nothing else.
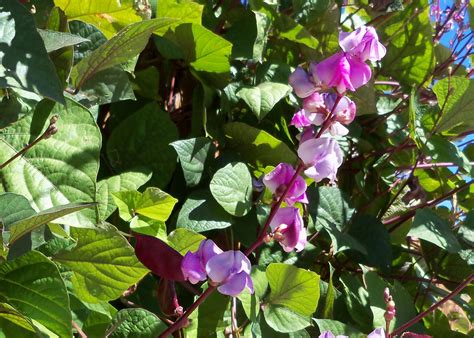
288,66,321,98
319,331,348,338
263,163,308,206
181,240,222,284
367,328,385,338
297,127,316,143
206,250,254,297
270,207,307,252
316,52,371,93
297,137,343,183
339,26,386,62
290,109,312,128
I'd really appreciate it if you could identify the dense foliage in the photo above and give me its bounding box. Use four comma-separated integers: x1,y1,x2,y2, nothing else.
0,0,472,337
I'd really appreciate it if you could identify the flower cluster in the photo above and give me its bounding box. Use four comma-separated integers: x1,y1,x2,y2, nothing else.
180,25,385,299
261,25,386,255
181,240,254,297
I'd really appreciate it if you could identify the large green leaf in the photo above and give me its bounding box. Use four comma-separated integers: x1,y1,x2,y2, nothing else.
0,302,41,338
313,319,363,338
176,190,234,232
71,17,178,89
37,29,89,53
266,263,320,317
0,1,64,103
0,99,100,227
170,137,212,187
0,193,35,227
106,102,178,188
348,215,392,272
53,225,149,303
68,20,136,107
0,251,71,337
6,202,95,245
263,305,311,333
97,170,151,221
433,76,474,134
167,228,205,255
380,0,434,87
307,186,354,231
112,187,177,222
55,0,143,38
408,208,462,253
165,23,232,74
210,162,253,217
155,0,203,33
107,308,166,338
224,122,297,168
237,82,291,120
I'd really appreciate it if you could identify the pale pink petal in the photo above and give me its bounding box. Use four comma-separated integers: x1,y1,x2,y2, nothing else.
289,67,316,98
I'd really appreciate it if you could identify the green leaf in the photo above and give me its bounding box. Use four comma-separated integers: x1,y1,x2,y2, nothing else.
409,91,427,148
433,76,474,134
224,122,297,168
408,209,462,253
130,216,167,240
275,14,319,49
424,136,472,173
165,23,232,74
0,99,100,227
460,211,474,246
0,193,35,227
177,190,234,232
107,308,166,338
53,225,149,303
112,187,177,223
170,137,212,187
0,303,41,337
106,102,178,188
237,82,291,120
380,1,434,87
155,0,203,33
37,29,89,53
69,20,107,64
167,228,205,255
71,18,178,89
97,170,152,221
313,319,363,337
263,305,311,333
210,162,253,217
6,202,95,245
0,1,65,103
187,289,231,337
348,214,392,272
55,0,143,38
0,251,72,337
307,186,354,231
266,263,320,316
339,273,373,332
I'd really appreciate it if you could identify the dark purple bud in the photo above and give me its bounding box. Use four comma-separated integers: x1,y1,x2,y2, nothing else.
134,233,186,281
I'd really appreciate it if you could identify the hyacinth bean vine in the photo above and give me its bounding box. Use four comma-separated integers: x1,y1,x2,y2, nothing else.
0,0,473,337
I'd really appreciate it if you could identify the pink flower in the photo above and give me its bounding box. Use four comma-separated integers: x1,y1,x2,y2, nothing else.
288,66,321,98
297,137,343,182
367,328,385,338
297,127,316,143
299,93,357,136
269,207,306,252
263,163,308,205
319,331,348,338
316,52,371,93
303,92,325,113
339,26,386,62
181,240,222,284
206,250,254,297
290,109,312,128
